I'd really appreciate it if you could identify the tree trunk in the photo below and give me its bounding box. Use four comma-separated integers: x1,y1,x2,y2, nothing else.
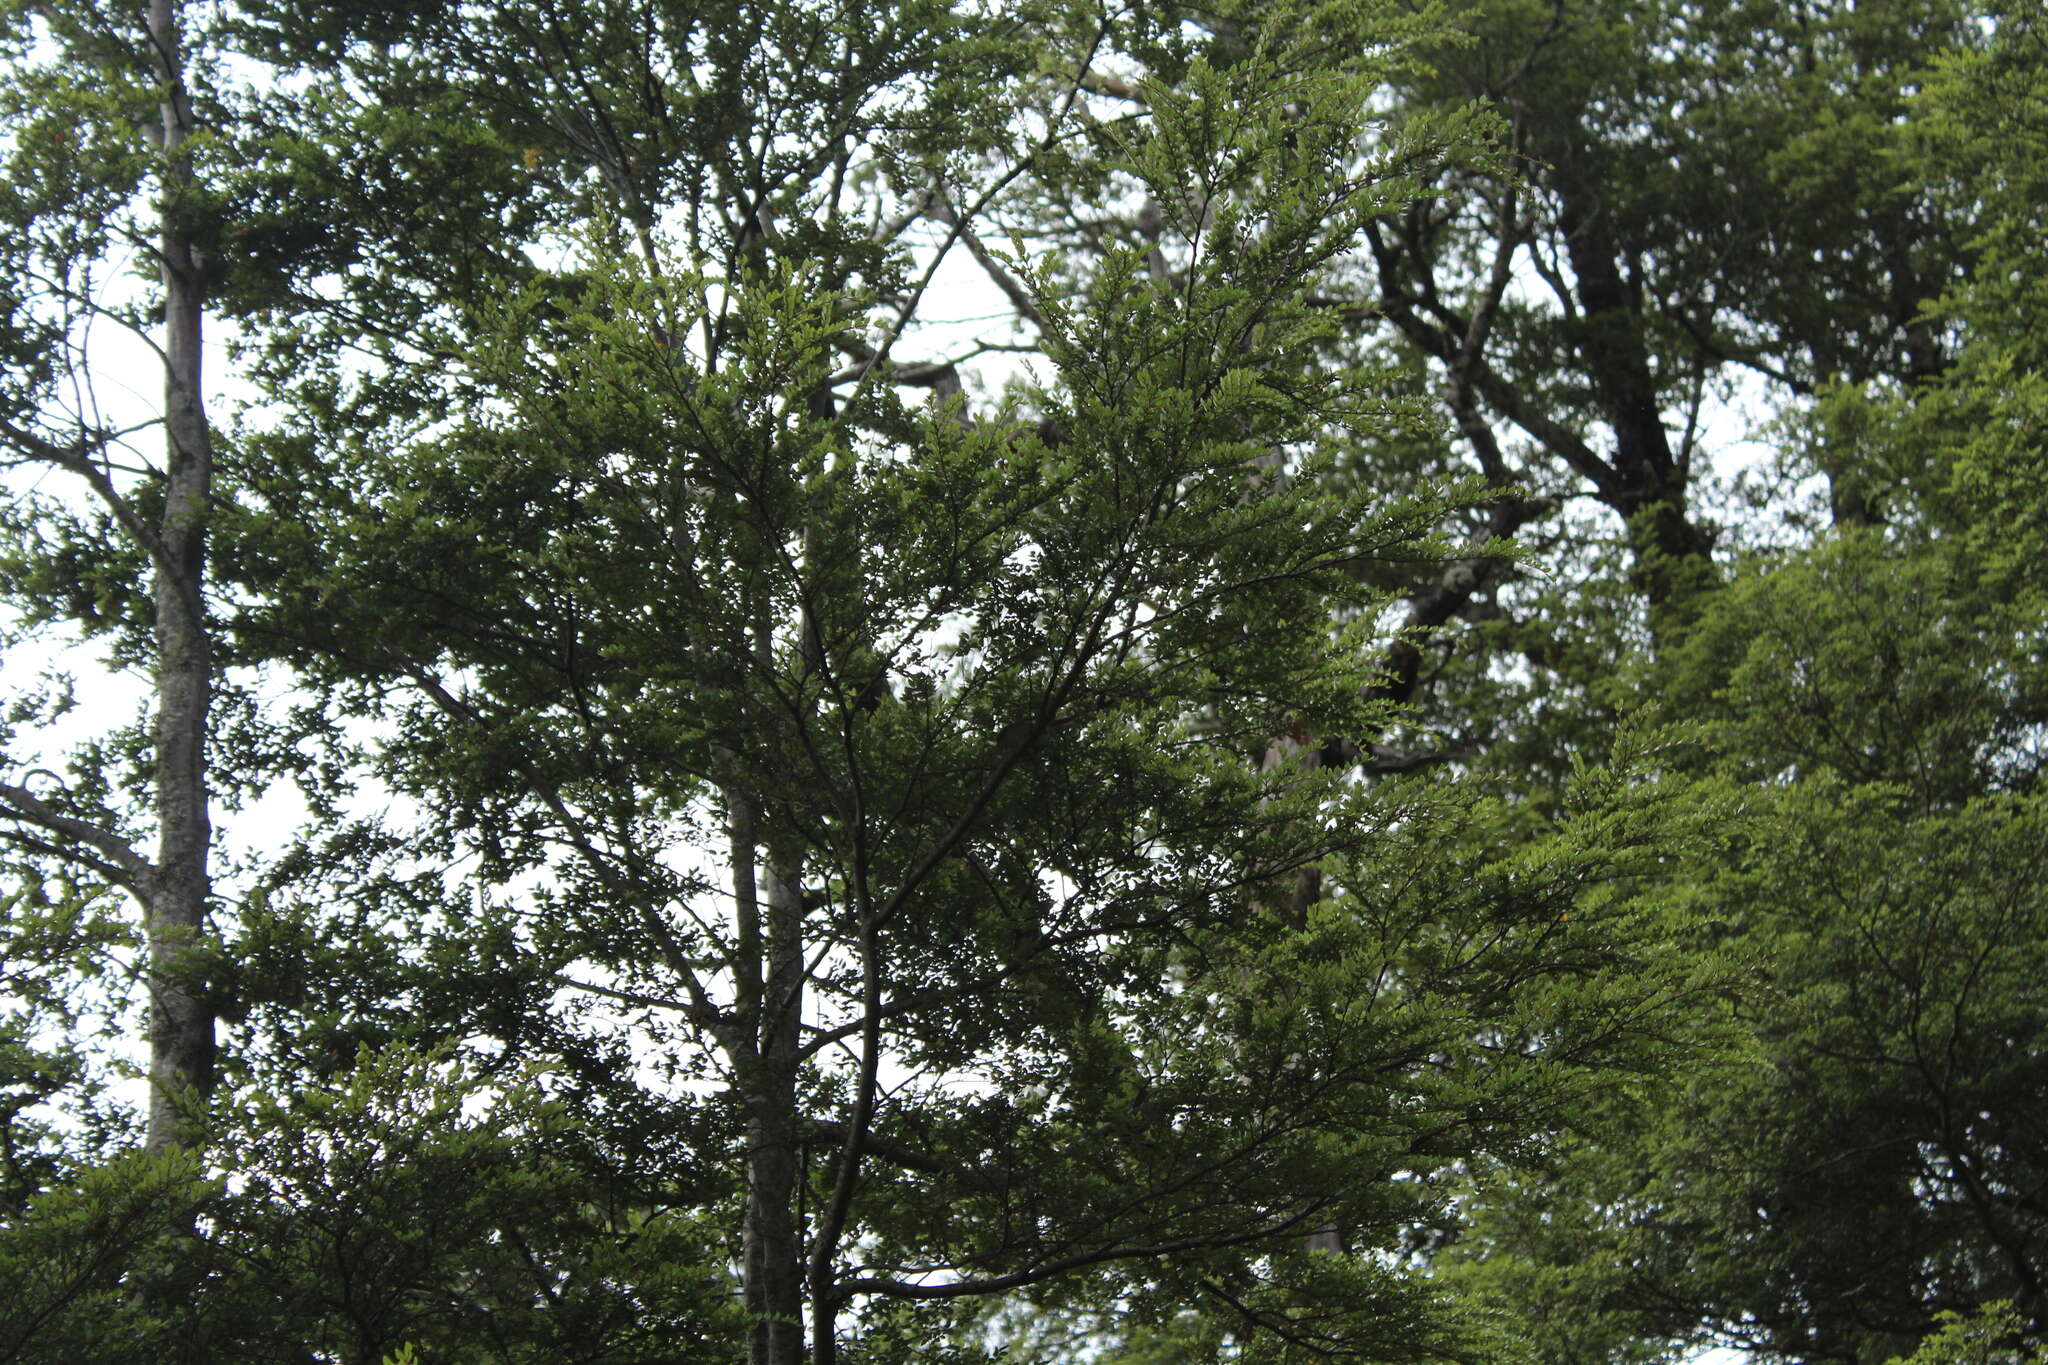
143,0,216,1156
1552,160,1713,624
742,851,807,1365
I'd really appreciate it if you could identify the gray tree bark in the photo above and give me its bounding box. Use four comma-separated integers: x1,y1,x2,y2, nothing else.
734,818,807,1365
143,0,217,1154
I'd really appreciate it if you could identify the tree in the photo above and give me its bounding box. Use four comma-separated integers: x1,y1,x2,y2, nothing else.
20,0,2033,1361
148,1,1731,1360
0,0,220,1157
1220,0,1993,820
1425,12,2048,1362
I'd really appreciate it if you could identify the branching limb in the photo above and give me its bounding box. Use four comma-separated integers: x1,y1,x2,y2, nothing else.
838,1208,1324,1302
0,777,154,890
925,188,1049,334
376,639,731,1038
0,421,171,567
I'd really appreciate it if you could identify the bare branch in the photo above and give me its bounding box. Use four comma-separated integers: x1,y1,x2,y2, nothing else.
0,421,171,567
0,778,154,889
1079,72,1145,104
839,1208,1323,1302
927,188,1049,333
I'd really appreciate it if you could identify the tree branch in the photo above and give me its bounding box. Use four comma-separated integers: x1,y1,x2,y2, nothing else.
838,1208,1323,1302
926,187,1049,335
0,421,172,568
377,640,730,1037
0,778,154,890
804,1117,945,1175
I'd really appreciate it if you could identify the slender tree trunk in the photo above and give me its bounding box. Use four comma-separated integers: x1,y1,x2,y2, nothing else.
809,906,881,1365
143,0,216,1156
742,849,807,1365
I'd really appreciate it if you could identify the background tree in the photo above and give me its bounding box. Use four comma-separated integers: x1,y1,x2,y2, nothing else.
1425,10,2048,1364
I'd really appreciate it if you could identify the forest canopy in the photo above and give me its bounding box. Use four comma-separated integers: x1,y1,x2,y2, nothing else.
0,1,2044,1363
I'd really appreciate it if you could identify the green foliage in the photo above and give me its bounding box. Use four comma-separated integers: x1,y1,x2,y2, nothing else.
172,1,1743,1355
1410,9,2048,1362
0,1043,744,1363
1674,533,2048,799
1887,1305,2047,1365
178,1045,744,1363
4,0,2046,1360
1450,537,2048,1361
0,1148,207,1363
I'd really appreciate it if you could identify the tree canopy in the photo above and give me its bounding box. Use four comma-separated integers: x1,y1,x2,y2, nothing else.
0,1,2043,1363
